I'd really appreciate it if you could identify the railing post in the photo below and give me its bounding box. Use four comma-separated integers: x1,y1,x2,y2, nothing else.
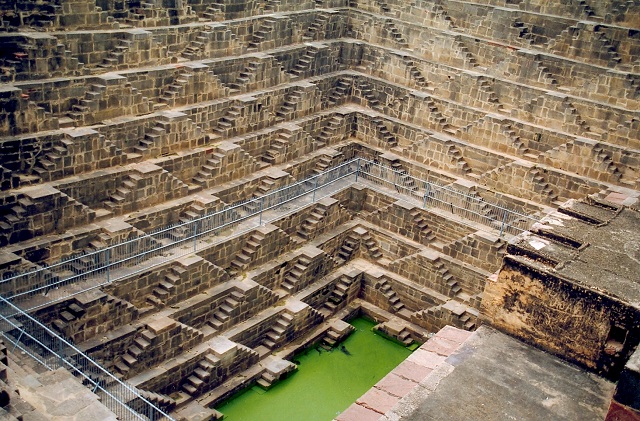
499,210,508,238
259,197,264,226
312,174,319,202
11,329,24,353
355,159,361,182
423,183,430,208
193,221,198,252
105,248,110,283
58,336,64,367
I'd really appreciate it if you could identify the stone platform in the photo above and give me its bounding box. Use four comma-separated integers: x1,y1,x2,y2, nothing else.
338,325,614,421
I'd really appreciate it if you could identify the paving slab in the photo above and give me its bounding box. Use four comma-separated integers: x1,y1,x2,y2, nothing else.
395,326,615,421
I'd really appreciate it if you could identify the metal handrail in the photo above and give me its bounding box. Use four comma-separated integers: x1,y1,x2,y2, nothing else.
0,295,174,420
0,158,538,306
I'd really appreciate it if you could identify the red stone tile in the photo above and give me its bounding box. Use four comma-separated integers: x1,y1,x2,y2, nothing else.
605,400,640,421
375,372,417,398
435,325,473,345
357,387,400,414
393,360,434,382
407,349,447,368
422,335,460,356
604,192,629,205
336,403,382,421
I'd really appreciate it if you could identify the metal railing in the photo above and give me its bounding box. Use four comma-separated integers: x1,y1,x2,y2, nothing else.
357,160,538,236
0,294,173,420
0,157,540,420
0,159,359,308
0,158,539,309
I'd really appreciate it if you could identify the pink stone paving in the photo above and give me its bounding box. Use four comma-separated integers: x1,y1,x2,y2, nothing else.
336,402,382,421
406,348,447,368
437,325,474,345
422,335,461,356
334,326,473,420
357,387,400,414
392,360,434,382
376,372,418,397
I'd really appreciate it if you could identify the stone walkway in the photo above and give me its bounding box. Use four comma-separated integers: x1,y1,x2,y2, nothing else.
336,325,472,421
337,325,615,421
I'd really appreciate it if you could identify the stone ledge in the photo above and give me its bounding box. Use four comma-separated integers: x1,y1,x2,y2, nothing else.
335,324,472,421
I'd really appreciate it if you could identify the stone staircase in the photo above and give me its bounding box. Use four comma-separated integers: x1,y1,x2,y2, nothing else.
452,36,478,67
213,104,243,136
247,18,276,51
316,115,344,146
51,301,86,332
124,168,189,213
384,19,410,49
275,88,304,122
288,46,320,78
261,131,290,165
202,5,223,21
67,83,106,121
207,289,245,331
228,232,266,276
379,279,410,316
145,267,181,308
97,39,132,70
66,236,112,274
591,145,623,182
458,309,477,331
182,27,214,61
193,152,227,186
527,167,559,204
389,159,418,191
256,357,297,390
114,328,156,376
168,202,208,240
334,232,360,264
34,137,73,177
135,389,176,413
535,60,559,87
432,258,461,297
313,155,334,174
0,190,94,246
255,176,279,196
133,118,171,155
280,255,311,294
261,312,294,350
159,71,193,108
361,231,383,259
359,81,383,110
511,18,535,45
444,140,472,175
227,61,260,93
297,201,331,240
370,118,398,148
374,0,391,13
500,122,531,155
403,58,429,88
303,12,329,40
425,98,454,134
476,77,503,110
264,0,281,12
409,209,437,244
182,353,219,396
327,78,352,106
319,319,355,350
321,274,353,315
375,319,414,345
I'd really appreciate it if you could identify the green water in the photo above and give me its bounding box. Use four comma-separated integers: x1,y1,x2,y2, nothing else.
216,317,412,421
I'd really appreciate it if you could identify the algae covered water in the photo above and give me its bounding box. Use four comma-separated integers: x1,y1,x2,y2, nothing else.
216,317,412,420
